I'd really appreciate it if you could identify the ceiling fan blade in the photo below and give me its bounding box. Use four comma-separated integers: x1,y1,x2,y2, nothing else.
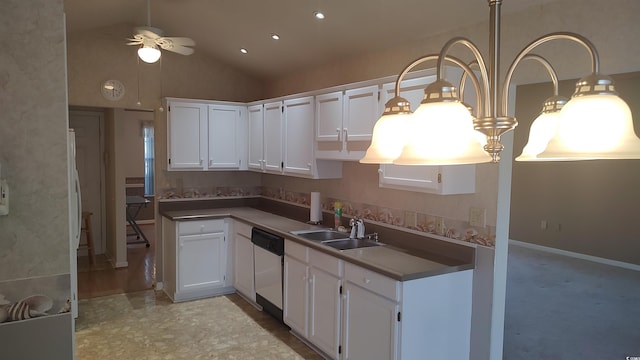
163,45,195,56
159,37,195,47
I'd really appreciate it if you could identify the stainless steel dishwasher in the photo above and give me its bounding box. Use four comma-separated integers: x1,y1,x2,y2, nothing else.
251,227,284,323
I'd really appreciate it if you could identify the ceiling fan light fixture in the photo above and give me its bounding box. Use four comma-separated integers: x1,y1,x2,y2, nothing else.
314,11,325,20
240,48,248,54
138,44,161,63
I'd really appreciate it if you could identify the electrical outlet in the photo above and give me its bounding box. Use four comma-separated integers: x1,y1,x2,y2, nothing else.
469,207,486,227
434,216,445,235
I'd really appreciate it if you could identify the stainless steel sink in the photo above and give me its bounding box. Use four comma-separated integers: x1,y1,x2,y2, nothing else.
321,238,384,251
291,229,384,250
290,229,351,242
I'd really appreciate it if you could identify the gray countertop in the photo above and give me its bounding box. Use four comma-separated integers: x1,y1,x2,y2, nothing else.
161,207,474,281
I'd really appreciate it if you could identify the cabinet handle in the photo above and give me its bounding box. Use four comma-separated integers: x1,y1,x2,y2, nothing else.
307,163,312,169
363,278,371,284
336,128,341,141
343,128,348,141
200,158,204,165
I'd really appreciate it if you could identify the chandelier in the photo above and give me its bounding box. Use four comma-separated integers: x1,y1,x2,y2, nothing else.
361,0,640,165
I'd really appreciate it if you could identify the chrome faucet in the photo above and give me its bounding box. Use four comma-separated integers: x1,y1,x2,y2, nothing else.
349,217,365,239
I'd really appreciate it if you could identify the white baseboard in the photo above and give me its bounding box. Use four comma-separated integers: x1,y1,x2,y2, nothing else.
113,260,128,268
509,239,640,272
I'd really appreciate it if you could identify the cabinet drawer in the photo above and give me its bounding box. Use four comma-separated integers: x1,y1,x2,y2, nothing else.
310,249,342,276
344,263,399,301
234,220,252,238
178,219,224,235
285,239,308,262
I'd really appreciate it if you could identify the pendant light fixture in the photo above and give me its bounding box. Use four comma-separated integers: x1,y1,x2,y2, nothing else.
361,0,640,165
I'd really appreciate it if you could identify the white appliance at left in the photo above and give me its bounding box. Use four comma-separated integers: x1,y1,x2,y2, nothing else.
68,129,82,318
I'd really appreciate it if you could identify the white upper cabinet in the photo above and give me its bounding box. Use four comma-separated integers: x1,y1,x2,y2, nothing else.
378,76,476,195
343,85,380,142
316,85,380,161
247,104,265,171
263,101,284,173
315,91,343,142
167,101,207,170
283,96,314,176
166,98,247,171
208,104,246,170
256,97,342,179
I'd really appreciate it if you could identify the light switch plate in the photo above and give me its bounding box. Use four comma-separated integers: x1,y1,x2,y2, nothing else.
469,207,486,227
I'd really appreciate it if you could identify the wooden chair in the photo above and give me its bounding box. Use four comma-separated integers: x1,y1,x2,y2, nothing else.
79,211,96,265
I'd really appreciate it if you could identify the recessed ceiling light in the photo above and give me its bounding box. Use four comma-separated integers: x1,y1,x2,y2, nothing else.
314,11,325,20
240,48,248,54
271,34,280,40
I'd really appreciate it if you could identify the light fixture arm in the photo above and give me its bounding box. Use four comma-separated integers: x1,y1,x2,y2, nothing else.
394,54,485,117
501,53,560,115
436,37,491,117
500,32,600,117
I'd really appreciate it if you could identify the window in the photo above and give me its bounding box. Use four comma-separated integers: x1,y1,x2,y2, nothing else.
143,124,155,196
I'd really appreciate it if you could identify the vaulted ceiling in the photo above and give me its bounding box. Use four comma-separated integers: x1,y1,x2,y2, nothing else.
64,0,558,80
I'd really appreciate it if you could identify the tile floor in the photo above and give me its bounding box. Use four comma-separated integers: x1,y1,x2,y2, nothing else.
76,290,324,360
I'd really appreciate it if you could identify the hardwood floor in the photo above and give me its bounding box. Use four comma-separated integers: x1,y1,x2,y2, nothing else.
77,223,156,299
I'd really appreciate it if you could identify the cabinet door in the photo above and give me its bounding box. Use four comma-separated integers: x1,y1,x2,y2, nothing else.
283,255,309,337
343,85,380,142
309,266,342,359
208,104,240,169
167,101,207,170
342,283,399,360
283,97,314,176
233,232,255,301
248,104,264,170
379,163,476,194
315,91,343,142
263,101,283,173
178,232,226,293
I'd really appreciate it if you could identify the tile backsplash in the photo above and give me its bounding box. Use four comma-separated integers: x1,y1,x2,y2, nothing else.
159,185,495,247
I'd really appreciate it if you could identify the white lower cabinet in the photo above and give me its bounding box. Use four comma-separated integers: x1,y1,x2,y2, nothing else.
282,239,473,360
233,220,255,302
284,240,343,359
342,263,400,360
162,218,234,302
343,262,473,360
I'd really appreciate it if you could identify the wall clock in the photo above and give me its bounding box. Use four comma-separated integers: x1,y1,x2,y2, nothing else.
101,79,125,101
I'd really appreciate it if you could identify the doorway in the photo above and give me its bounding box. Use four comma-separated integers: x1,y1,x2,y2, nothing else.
69,110,106,256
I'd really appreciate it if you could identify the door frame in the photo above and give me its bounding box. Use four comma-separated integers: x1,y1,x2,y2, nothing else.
69,108,106,258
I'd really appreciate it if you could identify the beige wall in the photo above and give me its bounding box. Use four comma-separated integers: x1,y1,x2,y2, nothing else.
0,0,69,280
511,72,640,265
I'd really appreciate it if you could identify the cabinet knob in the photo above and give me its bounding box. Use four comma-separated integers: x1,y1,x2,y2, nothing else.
377,168,383,174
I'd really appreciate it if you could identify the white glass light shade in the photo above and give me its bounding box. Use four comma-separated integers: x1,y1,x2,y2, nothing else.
539,94,640,159
360,113,410,163
138,45,161,63
393,101,492,165
515,111,561,161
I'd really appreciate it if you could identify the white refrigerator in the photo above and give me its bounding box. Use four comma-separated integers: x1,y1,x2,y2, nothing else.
68,129,82,318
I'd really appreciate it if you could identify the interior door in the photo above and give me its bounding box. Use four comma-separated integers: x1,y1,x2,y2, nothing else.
69,110,105,255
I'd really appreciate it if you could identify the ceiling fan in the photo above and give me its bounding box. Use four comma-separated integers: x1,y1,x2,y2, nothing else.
126,0,195,63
